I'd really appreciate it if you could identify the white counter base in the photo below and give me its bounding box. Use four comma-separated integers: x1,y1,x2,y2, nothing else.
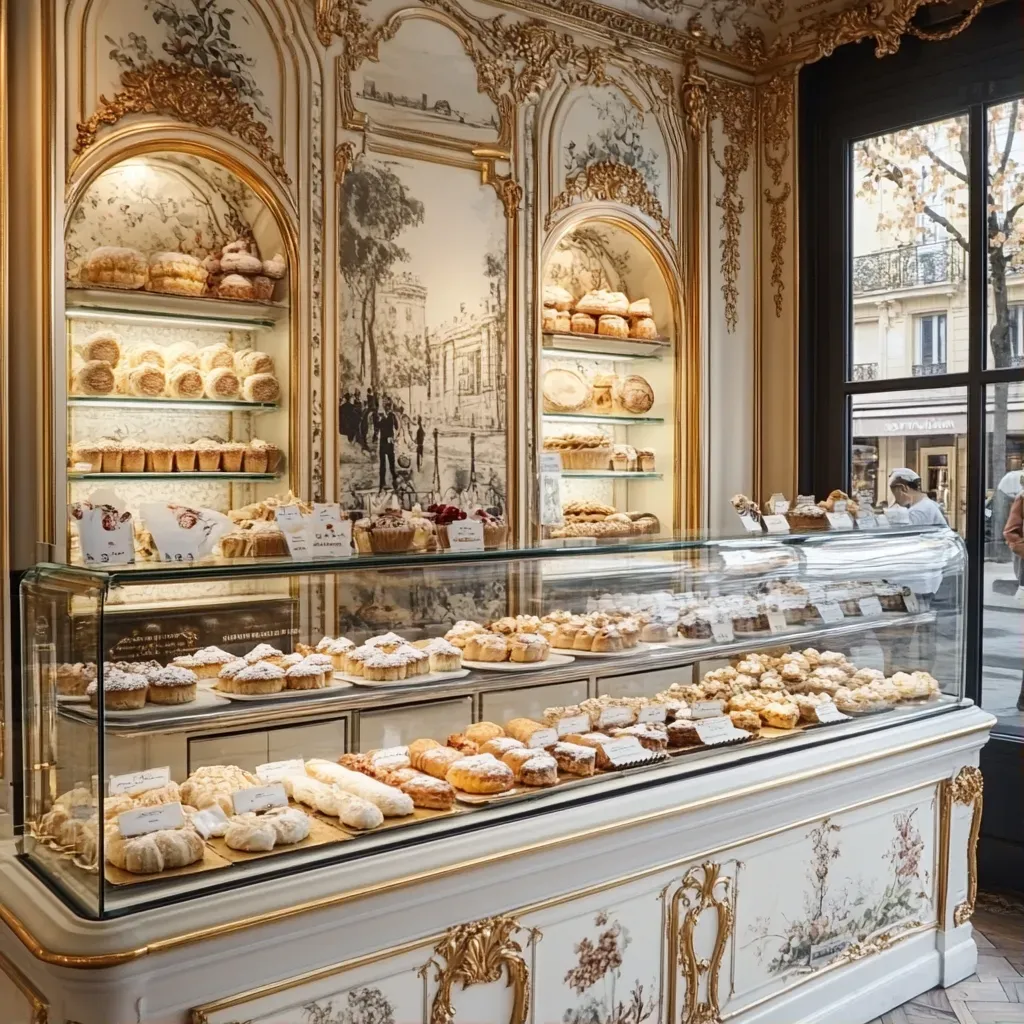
0,704,992,1024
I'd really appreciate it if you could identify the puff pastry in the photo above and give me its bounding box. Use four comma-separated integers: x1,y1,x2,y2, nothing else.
446,753,514,794
199,343,235,373
75,330,121,367
181,765,259,814
106,827,204,874
305,759,413,817
125,344,164,369
575,289,629,316
237,350,275,377
283,774,383,829
411,745,463,780
203,367,240,401
72,360,115,396
166,363,204,399
79,246,147,289
242,372,280,403
165,341,199,367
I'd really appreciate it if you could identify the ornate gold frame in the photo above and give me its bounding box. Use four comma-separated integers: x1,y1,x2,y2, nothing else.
936,765,983,929
0,949,48,1024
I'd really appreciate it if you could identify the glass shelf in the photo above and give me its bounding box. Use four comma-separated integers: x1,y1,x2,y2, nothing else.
541,332,669,360
68,471,281,482
68,395,279,414
561,470,663,479
65,287,286,332
542,411,664,425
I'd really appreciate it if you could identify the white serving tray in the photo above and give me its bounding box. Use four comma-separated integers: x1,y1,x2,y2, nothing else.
556,643,650,660
214,678,354,701
461,653,576,672
76,686,230,719
335,668,470,689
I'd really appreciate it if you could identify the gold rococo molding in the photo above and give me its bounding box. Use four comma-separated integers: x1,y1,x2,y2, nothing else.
0,949,48,1024
546,162,671,239
950,766,983,927
74,61,290,187
760,75,795,319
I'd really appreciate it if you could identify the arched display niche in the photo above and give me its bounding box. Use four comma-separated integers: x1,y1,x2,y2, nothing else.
539,207,688,542
62,137,300,572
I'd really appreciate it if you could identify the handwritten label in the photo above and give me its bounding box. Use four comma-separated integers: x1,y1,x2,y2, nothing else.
710,619,735,643
637,705,668,725
737,512,763,533
903,591,920,613
826,512,854,531
597,706,635,729
814,701,851,724
73,503,135,565
598,735,649,766
814,602,844,624
769,493,790,514
762,514,791,535
767,610,789,634
109,766,171,797
694,717,747,745
690,700,726,720
526,727,558,749
189,805,229,839
797,494,817,507
275,505,311,557
311,504,353,557
858,596,883,618
556,713,591,737
118,801,185,838
856,512,878,530
255,758,306,783
809,935,852,968
231,783,288,815
445,519,485,552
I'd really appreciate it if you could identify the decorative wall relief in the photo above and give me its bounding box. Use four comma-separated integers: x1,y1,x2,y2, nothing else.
74,0,289,185
708,76,755,333
303,988,397,1024
759,75,794,319
337,152,508,512
948,766,983,927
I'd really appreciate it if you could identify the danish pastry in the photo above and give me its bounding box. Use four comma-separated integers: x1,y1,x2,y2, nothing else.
464,722,504,746
446,754,514,794
552,741,596,776
411,745,463,780
79,246,147,289
502,748,557,786
480,736,525,757
408,737,441,759
570,312,597,334
505,718,555,748
446,734,480,755
398,773,455,810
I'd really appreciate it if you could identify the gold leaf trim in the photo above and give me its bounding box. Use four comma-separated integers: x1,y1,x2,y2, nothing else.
74,61,290,187
760,75,795,318
680,58,709,143
489,175,524,219
951,766,983,927
546,162,671,238
426,915,530,1024
709,77,755,333
335,141,358,181
671,861,733,1024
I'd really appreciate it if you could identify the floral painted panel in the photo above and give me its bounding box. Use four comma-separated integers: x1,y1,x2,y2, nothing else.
348,17,501,145
338,153,508,513
557,84,669,206
735,794,936,1001
66,152,280,281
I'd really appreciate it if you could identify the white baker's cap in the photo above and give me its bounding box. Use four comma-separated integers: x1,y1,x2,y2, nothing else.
888,467,921,487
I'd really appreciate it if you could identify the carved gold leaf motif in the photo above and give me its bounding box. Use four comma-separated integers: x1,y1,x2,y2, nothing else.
680,58,709,143
709,77,755,333
335,140,358,181
950,766,983,927
547,162,671,238
75,61,290,186
428,914,530,1024
760,75,795,318
490,175,525,219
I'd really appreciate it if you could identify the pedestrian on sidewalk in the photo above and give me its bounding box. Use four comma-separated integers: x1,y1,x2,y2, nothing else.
1001,477,1024,710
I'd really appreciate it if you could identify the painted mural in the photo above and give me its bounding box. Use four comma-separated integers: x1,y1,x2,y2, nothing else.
337,153,507,512
303,988,396,1024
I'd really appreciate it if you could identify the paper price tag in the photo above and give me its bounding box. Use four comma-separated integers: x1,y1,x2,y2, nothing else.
814,701,851,724
833,500,848,515
189,805,229,839
275,505,312,557
769,493,791,515
796,494,817,507
637,704,668,725
311,504,352,558
814,602,844,624
903,592,920,613
690,700,726,720
446,519,485,552
255,758,306,783
556,713,591,737
109,766,171,796
73,503,135,565
826,512,854,531
597,706,635,729
762,514,791,535
526,727,558,749
598,735,647,765
767,610,789,634
232,783,288,815
710,619,735,643
737,512,763,534
856,512,878,530
858,596,883,618
694,717,746,745
118,801,185,838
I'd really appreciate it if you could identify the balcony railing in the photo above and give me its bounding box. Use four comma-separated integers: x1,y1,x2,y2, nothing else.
913,361,947,377
852,362,879,381
853,240,965,295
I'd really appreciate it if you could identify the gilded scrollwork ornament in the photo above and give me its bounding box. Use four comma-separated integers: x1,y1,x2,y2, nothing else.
760,75,795,318
489,175,525,219
708,76,755,333
74,61,290,186
547,162,671,238
680,58,709,143
335,141,359,181
427,914,530,1024
950,766,983,927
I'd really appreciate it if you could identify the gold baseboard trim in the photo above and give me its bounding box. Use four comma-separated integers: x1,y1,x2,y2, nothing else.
0,719,989,970
0,948,48,1023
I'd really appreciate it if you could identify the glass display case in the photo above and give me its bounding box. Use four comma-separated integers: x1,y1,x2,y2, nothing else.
18,527,966,919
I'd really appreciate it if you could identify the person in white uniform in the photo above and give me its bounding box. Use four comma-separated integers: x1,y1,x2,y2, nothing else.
888,468,948,526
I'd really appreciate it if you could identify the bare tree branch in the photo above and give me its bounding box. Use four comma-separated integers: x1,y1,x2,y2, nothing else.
920,202,970,251
999,99,1019,177
922,143,969,185
1004,200,1024,233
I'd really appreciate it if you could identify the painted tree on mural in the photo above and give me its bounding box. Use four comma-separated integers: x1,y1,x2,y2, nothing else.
856,101,1024,487
340,162,425,392
303,988,395,1024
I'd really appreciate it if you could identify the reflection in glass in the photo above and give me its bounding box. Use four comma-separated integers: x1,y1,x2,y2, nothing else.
851,116,969,381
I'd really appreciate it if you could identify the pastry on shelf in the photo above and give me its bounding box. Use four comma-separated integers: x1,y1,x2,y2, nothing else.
611,444,637,471
446,753,515,794
630,317,659,340
471,507,507,549
193,438,222,473
146,252,208,297
597,314,629,339
786,502,829,531
502,748,557,786
181,765,259,815
242,372,280,404
542,433,613,470
305,759,414,817
221,249,263,275
125,344,164,369
119,439,145,473
614,375,655,414
552,741,596,776
636,448,656,472
464,633,510,662
591,373,616,412
575,289,629,316
627,297,653,318
543,283,575,311
204,367,241,401
250,276,274,302
217,274,255,301
570,312,597,335
284,774,383,829
563,500,617,522
71,360,115,396
75,330,121,367
262,252,287,281
165,341,200,367
542,307,557,332
818,489,860,515
86,668,148,710
70,443,101,472
144,665,198,705
199,343,235,373
78,246,147,290
237,350,275,377
106,827,204,874
220,442,246,473
553,311,571,332
542,368,591,413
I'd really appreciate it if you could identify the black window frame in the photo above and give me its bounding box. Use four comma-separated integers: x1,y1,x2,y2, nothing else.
799,1,1024,708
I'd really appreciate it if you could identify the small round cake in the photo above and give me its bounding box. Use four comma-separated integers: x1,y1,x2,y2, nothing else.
87,669,148,710
146,665,198,705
